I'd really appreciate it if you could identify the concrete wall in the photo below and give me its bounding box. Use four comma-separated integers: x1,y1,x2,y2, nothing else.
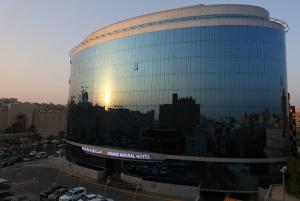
121,174,198,199
48,156,105,180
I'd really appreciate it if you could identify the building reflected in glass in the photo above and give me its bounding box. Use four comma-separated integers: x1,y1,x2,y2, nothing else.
66,4,291,192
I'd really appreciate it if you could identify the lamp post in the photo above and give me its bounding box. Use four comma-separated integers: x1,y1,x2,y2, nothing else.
133,183,140,201
104,176,110,198
280,166,287,201
194,183,201,201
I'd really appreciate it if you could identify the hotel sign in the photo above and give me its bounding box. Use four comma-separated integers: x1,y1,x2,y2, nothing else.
81,145,164,161
107,151,150,160
82,146,102,155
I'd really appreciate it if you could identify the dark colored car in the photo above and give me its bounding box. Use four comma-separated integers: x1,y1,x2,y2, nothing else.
48,187,68,201
39,185,62,200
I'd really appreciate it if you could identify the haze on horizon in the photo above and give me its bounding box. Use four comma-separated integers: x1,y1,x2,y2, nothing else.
0,0,299,107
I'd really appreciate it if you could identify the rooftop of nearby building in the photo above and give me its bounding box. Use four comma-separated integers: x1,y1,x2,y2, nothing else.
0,98,67,113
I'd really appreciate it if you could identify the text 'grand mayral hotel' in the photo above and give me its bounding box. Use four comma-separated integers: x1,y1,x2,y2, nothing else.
64,4,295,198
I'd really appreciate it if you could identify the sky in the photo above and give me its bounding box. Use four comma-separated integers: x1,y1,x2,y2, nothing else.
0,0,299,107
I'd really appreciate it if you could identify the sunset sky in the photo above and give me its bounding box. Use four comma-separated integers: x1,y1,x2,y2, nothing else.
0,0,299,107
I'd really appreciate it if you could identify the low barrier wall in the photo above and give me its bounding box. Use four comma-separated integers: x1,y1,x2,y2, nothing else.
48,156,105,180
121,174,199,199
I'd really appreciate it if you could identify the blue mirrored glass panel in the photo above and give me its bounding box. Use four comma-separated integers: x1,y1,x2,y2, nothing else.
70,25,286,120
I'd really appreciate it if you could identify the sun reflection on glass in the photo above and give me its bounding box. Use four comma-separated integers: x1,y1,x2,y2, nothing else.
104,89,110,109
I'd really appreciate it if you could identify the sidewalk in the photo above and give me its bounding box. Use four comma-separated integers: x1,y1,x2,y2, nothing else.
269,184,299,201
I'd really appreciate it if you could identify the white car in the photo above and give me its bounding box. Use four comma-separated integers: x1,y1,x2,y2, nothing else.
78,194,103,201
51,139,58,144
32,142,39,146
59,187,86,201
36,152,48,159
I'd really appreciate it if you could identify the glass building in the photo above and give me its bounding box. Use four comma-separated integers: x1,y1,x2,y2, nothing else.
67,4,290,193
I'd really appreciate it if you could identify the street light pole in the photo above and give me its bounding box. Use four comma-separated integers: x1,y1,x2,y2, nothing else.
283,172,285,201
104,176,110,198
280,166,287,201
133,183,140,201
195,183,201,201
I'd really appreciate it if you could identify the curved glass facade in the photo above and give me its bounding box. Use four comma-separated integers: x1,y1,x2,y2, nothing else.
69,25,289,158
70,25,287,120
67,5,290,192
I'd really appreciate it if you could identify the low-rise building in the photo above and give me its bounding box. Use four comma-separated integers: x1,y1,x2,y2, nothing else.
0,98,67,137
0,98,18,105
33,103,67,137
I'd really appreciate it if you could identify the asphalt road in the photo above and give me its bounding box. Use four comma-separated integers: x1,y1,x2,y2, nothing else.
0,161,183,201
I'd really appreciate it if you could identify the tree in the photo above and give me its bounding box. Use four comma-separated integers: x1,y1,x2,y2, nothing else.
4,113,27,133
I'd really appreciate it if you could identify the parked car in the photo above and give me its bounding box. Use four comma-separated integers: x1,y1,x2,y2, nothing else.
56,149,65,156
22,157,32,161
40,185,63,200
48,187,69,201
51,139,58,144
29,151,36,157
0,150,5,156
36,152,48,159
59,187,86,201
0,160,14,168
78,194,103,201
31,142,39,146
0,161,8,168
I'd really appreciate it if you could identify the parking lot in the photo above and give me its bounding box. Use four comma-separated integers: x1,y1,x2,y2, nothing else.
0,138,183,201
0,160,182,201
0,137,66,168
0,139,250,201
